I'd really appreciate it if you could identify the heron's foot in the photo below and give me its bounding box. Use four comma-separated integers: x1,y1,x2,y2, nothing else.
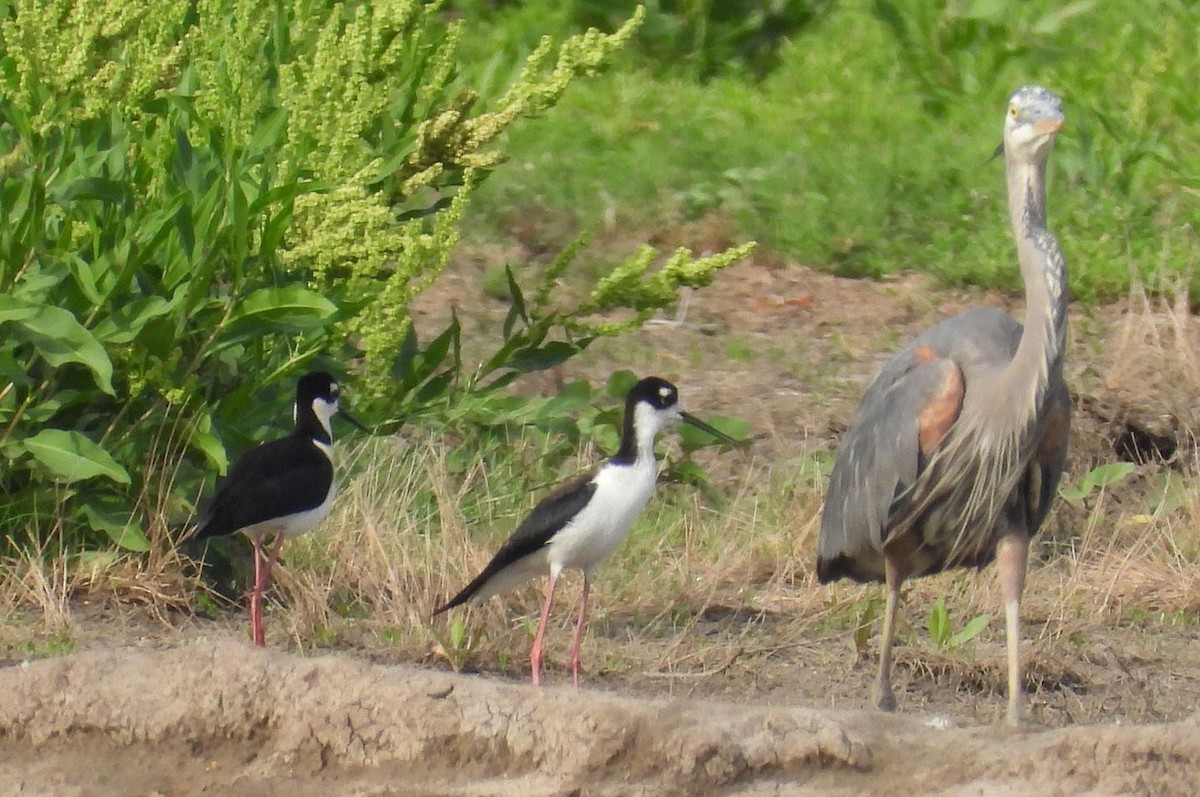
871,681,897,713
1005,699,1026,727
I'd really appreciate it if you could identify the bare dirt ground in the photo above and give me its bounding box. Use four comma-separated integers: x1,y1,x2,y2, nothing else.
4,639,1200,797
4,226,1200,795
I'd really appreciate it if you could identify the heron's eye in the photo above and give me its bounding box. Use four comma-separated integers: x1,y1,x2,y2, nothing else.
1008,104,1019,119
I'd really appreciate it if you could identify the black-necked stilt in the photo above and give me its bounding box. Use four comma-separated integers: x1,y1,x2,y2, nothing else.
191,371,365,646
434,375,737,686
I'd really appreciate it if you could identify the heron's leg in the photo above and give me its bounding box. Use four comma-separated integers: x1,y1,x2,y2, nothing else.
569,576,591,688
530,572,559,687
873,554,907,712
996,532,1029,726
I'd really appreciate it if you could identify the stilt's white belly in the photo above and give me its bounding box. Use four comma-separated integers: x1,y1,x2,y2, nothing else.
241,480,336,542
546,460,656,577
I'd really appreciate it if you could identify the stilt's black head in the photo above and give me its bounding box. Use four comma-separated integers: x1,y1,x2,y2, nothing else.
614,376,736,463
294,371,366,439
296,371,340,405
626,376,680,413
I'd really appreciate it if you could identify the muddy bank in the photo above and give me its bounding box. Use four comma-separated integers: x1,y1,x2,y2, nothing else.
1,641,1197,796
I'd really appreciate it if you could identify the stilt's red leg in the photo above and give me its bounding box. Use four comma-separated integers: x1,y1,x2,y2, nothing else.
251,535,286,648
569,577,591,687
530,573,559,686
250,538,265,647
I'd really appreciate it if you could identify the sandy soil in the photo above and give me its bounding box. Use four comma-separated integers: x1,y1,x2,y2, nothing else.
3,640,1200,797
4,227,1200,795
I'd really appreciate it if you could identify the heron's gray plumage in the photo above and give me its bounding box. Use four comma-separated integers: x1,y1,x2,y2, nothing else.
819,306,1027,581
816,85,1071,725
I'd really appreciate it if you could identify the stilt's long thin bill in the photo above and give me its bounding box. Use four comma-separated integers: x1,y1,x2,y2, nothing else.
681,412,739,444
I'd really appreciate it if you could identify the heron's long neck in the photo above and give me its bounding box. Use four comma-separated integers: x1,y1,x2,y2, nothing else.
996,156,1068,426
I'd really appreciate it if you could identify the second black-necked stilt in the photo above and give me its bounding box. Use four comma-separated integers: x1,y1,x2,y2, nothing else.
191,371,365,646
434,375,737,686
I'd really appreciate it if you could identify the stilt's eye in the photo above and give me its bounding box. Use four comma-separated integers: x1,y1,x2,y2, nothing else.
658,386,671,398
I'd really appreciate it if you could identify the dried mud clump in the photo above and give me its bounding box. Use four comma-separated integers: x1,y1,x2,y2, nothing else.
2,641,1200,797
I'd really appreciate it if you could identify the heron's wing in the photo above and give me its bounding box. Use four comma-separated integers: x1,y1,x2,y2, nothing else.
192,436,333,540
817,347,964,584
433,470,599,613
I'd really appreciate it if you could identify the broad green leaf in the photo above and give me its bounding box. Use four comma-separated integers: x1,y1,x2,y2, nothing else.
502,265,528,341
66,255,103,305
175,201,196,261
588,422,620,454
227,284,337,329
1147,471,1189,514
540,380,593,417
670,459,709,488
247,108,288,156
17,389,81,425
10,303,115,394
605,370,638,399
927,597,950,646
21,429,131,485
190,413,229,473
58,176,129,204
92,296,173,344
678,415,751,449
0,294,40,323
1086,461,1135,489
81,503,150,552
247,179,329,217
395,196,453,222
947,614,991,649
509,340,584,373
414,317,460,383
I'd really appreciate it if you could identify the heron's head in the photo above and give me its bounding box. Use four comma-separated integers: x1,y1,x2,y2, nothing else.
1001,85,1064,164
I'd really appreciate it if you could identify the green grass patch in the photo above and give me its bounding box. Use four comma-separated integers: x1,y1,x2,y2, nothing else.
464,0,1200,301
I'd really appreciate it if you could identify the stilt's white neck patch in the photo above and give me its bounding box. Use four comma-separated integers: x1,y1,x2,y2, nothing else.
632,401,678,461
312,397,337,439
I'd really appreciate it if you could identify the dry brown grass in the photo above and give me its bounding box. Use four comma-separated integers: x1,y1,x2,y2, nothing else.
2,281,1199,725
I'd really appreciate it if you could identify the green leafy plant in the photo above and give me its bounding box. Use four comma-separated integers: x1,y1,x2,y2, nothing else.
0,1,753,554
852,595,883,659
927,596,989,650
431,614,477,672
1059,461,1136,504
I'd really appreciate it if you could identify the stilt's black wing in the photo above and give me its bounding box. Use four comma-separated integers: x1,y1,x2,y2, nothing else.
192,436,333,541
434,470,598,613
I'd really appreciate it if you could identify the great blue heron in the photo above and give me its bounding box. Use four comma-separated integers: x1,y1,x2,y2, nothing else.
816,86,1071,725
